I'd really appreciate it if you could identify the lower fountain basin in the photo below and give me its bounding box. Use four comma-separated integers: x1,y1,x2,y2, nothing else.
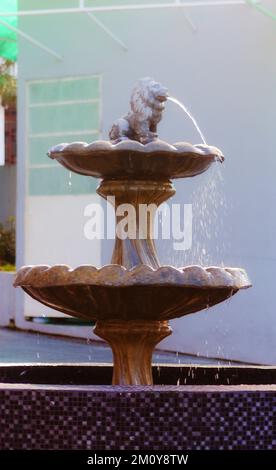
14,264,251,322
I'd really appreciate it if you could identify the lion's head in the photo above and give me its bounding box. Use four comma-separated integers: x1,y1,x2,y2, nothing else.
130,77,168,119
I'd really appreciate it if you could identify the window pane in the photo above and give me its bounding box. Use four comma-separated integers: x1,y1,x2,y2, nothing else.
29,77,100,104
27,76,101,195
29,102,100,135
29,166,98,196
29,133,99,166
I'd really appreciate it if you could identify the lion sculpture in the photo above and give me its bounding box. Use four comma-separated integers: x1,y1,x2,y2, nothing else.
109,77,168,145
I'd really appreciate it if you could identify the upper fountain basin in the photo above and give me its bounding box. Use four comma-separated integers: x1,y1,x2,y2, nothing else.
48,140,224,180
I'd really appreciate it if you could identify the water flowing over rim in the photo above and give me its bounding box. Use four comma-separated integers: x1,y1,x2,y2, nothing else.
14,264,251,290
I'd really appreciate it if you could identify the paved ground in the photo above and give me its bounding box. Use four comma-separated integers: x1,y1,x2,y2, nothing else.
0,327,238,365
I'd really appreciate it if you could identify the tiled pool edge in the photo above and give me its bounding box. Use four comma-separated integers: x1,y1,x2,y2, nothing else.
0,383,275,450
1,364,276,385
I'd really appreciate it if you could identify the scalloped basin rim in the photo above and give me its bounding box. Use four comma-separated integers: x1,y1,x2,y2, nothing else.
47,140,224,180
14,264,251,290
48,139,224,159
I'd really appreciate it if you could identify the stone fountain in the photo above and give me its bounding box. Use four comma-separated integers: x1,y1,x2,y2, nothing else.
14,78,251,385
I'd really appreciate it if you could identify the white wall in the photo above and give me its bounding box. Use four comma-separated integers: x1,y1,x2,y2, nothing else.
0,165,16,223
0,272,15,326
17,1,276,363
24,194,101,318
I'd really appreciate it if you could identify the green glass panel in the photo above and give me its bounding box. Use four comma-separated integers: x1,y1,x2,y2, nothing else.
0,0,17,61
29,166,98,196
26,0,78,10
85,0,167,6
29,77,100,105
29,133,100,166
29,102,99,135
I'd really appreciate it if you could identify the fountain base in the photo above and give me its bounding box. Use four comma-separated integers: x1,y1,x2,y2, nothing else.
94,320,172,385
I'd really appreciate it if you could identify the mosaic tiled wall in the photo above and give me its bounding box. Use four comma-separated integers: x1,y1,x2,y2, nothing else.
0,385,275,450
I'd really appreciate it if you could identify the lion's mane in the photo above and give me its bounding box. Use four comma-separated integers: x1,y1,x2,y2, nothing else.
109,77,168,144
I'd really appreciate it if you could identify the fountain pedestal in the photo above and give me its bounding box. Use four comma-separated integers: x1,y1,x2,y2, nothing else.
94,320,172,385
96,180,175,384
97,179,175,269
97,179,175,384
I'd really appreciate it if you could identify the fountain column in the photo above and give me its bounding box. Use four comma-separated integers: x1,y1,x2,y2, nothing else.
96,178,175,384
97,179,175,269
